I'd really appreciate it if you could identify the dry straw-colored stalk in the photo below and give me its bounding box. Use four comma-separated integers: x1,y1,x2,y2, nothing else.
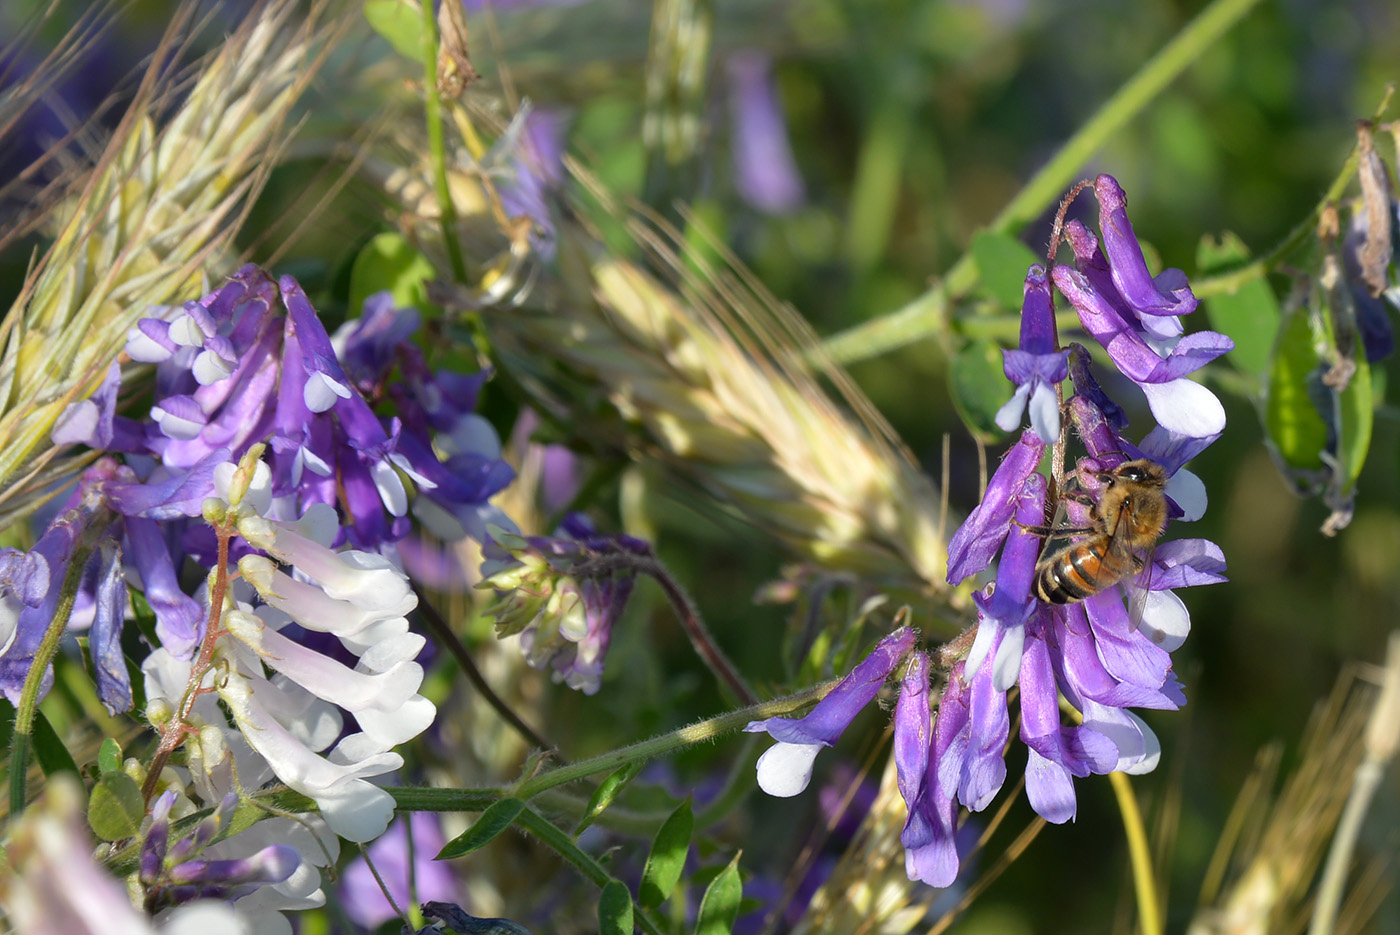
0,0,333,522
1186,668,1390,935
376,102,949,598
786,755,944,935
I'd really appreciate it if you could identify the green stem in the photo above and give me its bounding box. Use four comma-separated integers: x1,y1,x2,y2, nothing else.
516,805,668,935
821,0,1265,366
420,0,467,283
389,683,830,814
8,520,102,817
514,684,822,801
1109,771,1163,935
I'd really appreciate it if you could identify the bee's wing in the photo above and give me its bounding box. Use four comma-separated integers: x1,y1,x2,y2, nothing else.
1102,500,1156,631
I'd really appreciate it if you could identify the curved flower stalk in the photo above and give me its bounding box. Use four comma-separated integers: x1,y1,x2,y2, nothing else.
158,461,437,844
0,0,333,505
751,176,1230,889
373,106,949,595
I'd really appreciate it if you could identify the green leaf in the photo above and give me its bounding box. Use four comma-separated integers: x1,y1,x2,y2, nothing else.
87,771,144,842
98,738,123,775
949,339,1010,442
347,232,438,317
639,798,693,909
970,230,1039,308
437,798,525,859
576,761,646,836
694,853,743,935
363,0,425,61
598,880,635,935
31,709,79,780
1196,233,1280,381
1265,303,1327,472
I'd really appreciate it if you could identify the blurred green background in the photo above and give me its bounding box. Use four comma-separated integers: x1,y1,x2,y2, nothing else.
4,0,1399,932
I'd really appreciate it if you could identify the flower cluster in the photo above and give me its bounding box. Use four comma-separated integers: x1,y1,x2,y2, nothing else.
748,175,1230,887
480,513,651,695
0,266,513,926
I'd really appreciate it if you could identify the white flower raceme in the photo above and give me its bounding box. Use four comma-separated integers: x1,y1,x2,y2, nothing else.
142,648,339,935
222,490,435,843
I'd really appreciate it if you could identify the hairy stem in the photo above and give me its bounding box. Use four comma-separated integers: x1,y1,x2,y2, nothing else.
8,519,103,817
141,522,234,804
420,0,468,282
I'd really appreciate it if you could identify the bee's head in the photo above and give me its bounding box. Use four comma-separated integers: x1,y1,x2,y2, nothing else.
1113,459,1167,487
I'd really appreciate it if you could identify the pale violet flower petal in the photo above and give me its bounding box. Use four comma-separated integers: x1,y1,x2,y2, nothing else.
302,372,353,413
1138,589,1190,651
755,742,823,797
1139,379,1226,437
993,383,1031,433
1081,701,1161,775
990,621,1026,692
1027,381,1061,444
1165,468,1207,521
370,459,408,516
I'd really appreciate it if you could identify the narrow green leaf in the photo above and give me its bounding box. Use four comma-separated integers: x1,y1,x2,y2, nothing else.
437,798,525,859
694,853,743,935
98,738,122,775
598,880,635,935
30,709,79,780
87,772,145,842
971,231,1040,309
1196,233,1280,381
576,761,646,836
1265,303,1327,472
639,798,693,909
347,232,438,318
949,340,1010,442
363,0,424,61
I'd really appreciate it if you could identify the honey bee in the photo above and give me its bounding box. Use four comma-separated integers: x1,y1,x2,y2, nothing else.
1033,458,1169,607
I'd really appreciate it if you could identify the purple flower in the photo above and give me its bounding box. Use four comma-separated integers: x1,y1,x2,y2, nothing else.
945,430,1045,585
1051,176,1233,439
995,265,1068,443
747,627,917,797
481,515,651,694
920,174,1232,884
726,50,806,215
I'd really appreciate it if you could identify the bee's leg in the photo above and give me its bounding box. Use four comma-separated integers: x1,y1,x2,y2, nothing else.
1014,521,1096,537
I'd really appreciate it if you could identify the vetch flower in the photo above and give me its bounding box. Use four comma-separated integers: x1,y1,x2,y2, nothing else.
1051,178,1233,439
995,265,1068,444
746,627,917,797
480,514,650,694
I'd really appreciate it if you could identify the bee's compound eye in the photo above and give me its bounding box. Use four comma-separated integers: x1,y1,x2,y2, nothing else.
1118,465,1149,483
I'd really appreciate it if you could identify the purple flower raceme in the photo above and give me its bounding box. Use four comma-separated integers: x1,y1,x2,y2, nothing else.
749,175,1229,890
928,175,1229,881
